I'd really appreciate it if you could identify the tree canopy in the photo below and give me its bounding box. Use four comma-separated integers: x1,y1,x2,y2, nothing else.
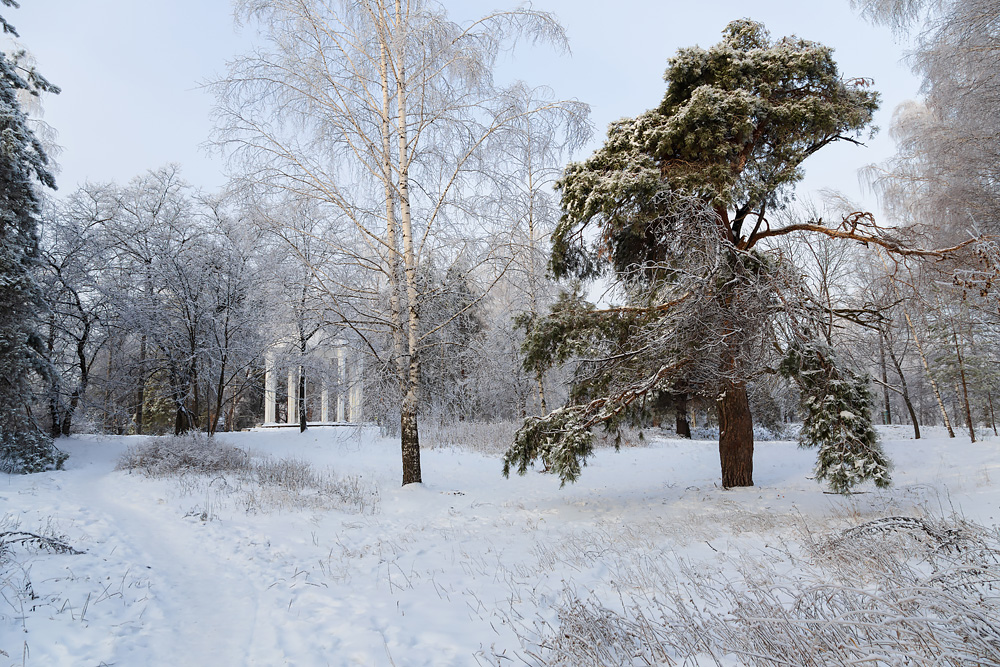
552,19,879,281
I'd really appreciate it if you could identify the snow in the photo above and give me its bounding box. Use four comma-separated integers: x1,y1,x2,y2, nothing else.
2,425,999,665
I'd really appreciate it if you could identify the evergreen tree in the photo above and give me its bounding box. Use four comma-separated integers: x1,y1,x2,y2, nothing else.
0,1,66,473
780,340,890,493
507,20,879,488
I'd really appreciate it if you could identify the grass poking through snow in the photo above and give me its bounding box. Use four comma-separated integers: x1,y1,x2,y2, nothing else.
116,433,380,516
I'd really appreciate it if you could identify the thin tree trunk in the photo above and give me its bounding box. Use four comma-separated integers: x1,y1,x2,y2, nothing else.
46,315,62,438
375,25,414,485
396,0,422,485
718,381,753,487
878,333,892,425
210,359,227,436
190,355,201,432
524,110,548,419
950,319,976,443
965,318,994,437
887,344,920,439
298,366,307,433
903,310,955,437
135,333,146,435
988,392,998,436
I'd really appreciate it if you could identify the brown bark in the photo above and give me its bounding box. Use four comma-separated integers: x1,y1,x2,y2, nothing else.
988,393,998,437
718,381,753,488
675,393,691,438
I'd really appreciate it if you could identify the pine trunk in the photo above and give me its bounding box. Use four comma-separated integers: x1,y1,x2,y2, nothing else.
718,381,753,488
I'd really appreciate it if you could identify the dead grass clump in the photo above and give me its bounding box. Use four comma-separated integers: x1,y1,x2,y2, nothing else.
506,514,1000,667
419,420,648,458
420,420,520,456
116,433,379,515
116,433,249,476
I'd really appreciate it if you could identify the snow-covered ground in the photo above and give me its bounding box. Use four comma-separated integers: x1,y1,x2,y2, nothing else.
2,425,998,666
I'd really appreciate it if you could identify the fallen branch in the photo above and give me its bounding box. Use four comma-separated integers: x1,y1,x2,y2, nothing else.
0,531,83,555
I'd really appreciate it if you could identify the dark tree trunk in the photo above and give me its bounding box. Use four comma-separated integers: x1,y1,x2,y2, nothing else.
953,339,976,443
175,405,192,435
60,388,82,437
298,367,307,433
718,381,753,488
987,392,998,436
887,345,919,439
46,315,62,438
878,334,892,425
400,393,421,485
135,333,147,435
675,393,691,438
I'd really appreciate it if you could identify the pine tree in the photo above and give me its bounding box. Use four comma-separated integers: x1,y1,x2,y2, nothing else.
780,340,890,493
0,1,66,473
508,20,880,488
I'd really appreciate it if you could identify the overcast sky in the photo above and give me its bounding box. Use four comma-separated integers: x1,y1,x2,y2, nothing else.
12,0,919,213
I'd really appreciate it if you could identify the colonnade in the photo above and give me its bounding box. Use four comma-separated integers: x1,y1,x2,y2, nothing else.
262,342,363,425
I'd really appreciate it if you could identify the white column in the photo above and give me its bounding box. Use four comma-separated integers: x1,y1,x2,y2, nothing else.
336,346,346,422
287,368,297,424
321,382,329,423
264,351,276,424
349,354,363,423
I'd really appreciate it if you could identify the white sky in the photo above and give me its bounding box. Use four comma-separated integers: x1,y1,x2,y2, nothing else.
13,1,919,213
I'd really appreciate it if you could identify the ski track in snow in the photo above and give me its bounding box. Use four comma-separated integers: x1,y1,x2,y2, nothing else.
1,425,999,666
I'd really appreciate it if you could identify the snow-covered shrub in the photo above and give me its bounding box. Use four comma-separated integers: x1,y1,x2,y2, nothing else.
1,514,83,661
116,433,379,514
0,430,68,474
420,420,521,456
116,433,250,476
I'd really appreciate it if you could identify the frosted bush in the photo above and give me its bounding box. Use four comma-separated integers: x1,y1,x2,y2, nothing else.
116,433,379,515
116,433,249,476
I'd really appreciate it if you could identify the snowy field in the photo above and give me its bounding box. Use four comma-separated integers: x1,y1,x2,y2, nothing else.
2,425,999,666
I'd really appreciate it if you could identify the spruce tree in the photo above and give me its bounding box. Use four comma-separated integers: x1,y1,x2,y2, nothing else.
0,0,66,473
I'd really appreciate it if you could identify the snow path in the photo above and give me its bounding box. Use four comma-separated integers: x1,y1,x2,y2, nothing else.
83,477,279,665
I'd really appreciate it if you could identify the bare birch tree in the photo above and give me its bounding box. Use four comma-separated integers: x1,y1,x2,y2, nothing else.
212,0,585,485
